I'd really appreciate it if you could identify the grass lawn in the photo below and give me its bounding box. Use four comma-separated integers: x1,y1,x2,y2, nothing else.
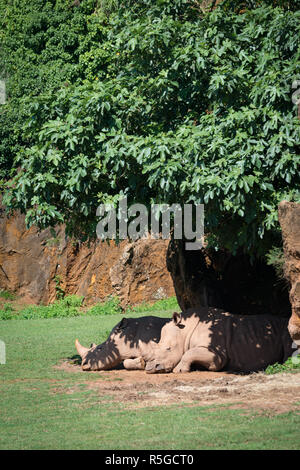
0,309,300,450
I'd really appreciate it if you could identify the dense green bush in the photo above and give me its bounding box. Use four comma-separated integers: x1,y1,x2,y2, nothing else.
16,295,84,319
127,296,180,314
86,296,123,316
265,355,300,374
0,295,84,320
1,0,300,257
0,290,16,301
0,0,103,181
0,303,16,320
0,295,178,320
266,246,286,281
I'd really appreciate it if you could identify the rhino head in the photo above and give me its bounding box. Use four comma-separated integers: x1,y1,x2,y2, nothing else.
144,312,186,374
75,317,132,371
75,339,121,371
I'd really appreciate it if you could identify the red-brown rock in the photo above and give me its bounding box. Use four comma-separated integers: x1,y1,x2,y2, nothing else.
0,208,174,307
278,201,300,341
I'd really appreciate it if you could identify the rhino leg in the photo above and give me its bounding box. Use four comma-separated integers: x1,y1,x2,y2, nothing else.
173,347,226,373
123,357,146,370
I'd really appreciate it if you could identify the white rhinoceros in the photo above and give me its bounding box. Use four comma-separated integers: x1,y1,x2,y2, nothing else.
143,308,293,374
75,316,170,371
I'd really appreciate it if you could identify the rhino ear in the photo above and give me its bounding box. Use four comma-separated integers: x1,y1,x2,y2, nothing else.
117,317,128,330
172,312,182,325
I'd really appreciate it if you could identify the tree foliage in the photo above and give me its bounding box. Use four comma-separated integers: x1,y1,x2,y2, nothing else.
1,0,299,256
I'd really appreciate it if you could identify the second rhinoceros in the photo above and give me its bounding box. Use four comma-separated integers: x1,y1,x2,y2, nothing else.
75,316,170,371
144,308,294,374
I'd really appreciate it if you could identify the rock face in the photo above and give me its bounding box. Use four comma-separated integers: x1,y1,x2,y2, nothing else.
278,201,300,341
0,208,174,307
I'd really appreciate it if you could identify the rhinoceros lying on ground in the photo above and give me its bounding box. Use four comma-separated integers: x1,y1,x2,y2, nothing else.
75,316,170,371
144,308,294,374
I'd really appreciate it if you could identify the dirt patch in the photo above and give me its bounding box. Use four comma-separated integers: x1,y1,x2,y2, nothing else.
55,360,300,414
56,359,233,384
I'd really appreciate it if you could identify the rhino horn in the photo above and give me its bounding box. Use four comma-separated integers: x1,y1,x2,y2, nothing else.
75,339,89,358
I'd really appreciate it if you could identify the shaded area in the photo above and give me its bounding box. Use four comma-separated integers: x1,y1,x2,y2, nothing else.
146,308,294,374
167,239,291,317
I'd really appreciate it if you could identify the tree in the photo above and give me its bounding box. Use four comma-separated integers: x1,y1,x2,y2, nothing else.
1,0,299,261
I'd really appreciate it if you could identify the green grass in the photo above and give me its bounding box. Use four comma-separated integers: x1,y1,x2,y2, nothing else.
1,310,300,449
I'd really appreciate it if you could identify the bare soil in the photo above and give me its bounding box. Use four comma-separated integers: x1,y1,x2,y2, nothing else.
55,360,300,414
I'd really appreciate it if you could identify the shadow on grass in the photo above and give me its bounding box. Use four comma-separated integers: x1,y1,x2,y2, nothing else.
67,354,125,370
68,354,81,365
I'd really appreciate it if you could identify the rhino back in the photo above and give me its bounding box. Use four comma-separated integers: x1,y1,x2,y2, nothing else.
111,316,171,351
226,314,292,372
188,309,292,372
136,316,171,344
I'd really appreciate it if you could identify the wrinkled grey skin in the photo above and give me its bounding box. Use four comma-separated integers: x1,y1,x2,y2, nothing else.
144,308,294,374
75,316,170,371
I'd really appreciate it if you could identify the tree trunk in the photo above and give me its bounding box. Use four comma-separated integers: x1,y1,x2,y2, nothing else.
166,237,291,317
166,238,225,311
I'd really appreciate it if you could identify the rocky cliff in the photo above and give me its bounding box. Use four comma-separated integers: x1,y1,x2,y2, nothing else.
278,201,300,341
0,208,174,307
